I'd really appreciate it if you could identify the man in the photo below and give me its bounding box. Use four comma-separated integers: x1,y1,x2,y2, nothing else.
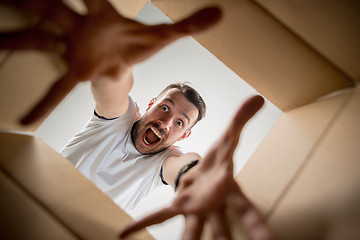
1,0,275,239
60,82,207,210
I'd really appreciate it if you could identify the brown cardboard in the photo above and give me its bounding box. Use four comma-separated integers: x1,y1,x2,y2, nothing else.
0,51,64,132
151,0,354,111
269,84,360,239
0,50,9,65
0,170,77,240
255,0,360,81
236,88,353,215
0,132,153,240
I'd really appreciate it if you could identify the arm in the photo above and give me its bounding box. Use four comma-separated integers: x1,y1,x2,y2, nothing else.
119,96,276,240
0,0,221,124
90,69,133,119
162,152,202,189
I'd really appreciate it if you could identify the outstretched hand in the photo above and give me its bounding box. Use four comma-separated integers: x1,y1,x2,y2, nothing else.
119,95,276,240
0,0,221,125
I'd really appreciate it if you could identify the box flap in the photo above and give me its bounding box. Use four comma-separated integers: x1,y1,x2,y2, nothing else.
0,170,78,240
255,0,360,82
152,0,353,111
0,51,64,132
0,132,153,240
235,86,353,215
269,84,360,239
0,3,65,131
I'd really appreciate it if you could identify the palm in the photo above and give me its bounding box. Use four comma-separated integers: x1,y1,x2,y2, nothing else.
0,0,220,124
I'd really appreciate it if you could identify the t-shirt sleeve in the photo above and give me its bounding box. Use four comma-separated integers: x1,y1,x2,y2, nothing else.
60,96,139,166
158,146,183,185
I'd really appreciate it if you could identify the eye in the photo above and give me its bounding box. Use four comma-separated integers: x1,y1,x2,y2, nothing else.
176,120,183,127
162,105,169,112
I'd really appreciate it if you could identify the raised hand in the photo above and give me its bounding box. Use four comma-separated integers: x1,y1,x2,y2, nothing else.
0,0,221,124
119,95,276,240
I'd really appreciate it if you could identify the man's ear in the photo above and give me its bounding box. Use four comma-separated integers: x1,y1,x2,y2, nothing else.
146,97,157,111
178,129,192,141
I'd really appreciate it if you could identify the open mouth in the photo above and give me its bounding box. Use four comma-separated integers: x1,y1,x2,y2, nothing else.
144,126,162,145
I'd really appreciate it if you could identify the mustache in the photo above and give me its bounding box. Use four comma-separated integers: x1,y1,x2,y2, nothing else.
151,123,166,137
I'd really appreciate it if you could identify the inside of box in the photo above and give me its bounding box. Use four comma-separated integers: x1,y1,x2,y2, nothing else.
1,0,358,239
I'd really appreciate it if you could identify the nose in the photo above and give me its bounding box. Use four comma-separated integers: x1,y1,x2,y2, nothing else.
157,116,174,132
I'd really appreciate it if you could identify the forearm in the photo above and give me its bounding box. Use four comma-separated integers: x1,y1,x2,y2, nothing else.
162,152,202,189
91,67,133,118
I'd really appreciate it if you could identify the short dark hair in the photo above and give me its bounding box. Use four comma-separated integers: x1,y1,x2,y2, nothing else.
158,83,206,125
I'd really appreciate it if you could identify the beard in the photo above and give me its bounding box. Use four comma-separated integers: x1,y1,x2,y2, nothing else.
131,119,170,155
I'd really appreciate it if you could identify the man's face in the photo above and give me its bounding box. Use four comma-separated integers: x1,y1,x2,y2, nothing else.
133,89,199,154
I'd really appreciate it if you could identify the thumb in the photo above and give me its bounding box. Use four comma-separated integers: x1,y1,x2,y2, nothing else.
225,95,265,157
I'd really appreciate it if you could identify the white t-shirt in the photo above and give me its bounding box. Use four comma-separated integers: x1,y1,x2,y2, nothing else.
60,96,182,210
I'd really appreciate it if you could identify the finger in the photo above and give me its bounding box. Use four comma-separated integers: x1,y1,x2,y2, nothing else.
209,208,232,240
0,29,59,52
171,6,222,37
182,214,205,240
20,74,77,125
228,187,275,240
119,207,179,239
121,7,221,65
235,206,275,240
223,95,264,158
146,6,222,44
201,95,264,171
41,1,81,33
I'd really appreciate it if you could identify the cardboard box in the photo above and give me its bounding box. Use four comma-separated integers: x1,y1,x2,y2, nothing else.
152,0,360,239
1,0,359,239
